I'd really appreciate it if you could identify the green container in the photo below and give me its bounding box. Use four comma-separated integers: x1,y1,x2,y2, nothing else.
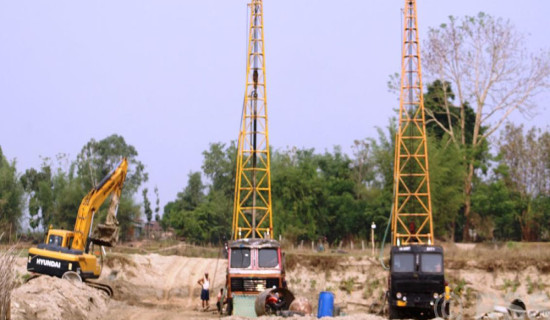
233,294,258,318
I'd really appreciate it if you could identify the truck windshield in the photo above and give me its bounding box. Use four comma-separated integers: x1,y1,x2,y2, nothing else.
392,253,415,272
421,253,443,273
230,248,251,268
258,248,278,268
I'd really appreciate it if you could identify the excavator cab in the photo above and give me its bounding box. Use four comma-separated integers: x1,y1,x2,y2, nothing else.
28,228,100,279
388,245,450,319
44,229,75,250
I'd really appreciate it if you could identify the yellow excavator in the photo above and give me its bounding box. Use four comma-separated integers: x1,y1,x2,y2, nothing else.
27,158,128,296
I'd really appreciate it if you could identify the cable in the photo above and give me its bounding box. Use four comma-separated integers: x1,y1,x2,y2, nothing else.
379,205,392,271
231,4,251,242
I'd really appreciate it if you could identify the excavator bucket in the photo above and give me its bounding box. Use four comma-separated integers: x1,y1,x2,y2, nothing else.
90,193,120,247
91,224,119,247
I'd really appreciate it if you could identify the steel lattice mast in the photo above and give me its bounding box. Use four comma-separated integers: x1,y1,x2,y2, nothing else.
391,0,434,246
232,0,273,240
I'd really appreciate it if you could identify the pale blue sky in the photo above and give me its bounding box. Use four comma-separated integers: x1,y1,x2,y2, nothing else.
1,1,548,214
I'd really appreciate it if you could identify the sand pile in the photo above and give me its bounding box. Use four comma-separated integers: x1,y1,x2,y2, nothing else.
11,276,109,320
100,253,227,308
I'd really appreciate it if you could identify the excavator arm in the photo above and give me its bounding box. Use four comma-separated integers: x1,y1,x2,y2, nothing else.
71,158,128,252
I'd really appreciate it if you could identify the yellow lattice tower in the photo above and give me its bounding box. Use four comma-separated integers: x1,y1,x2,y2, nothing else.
392,0,434,246
232,0,273,240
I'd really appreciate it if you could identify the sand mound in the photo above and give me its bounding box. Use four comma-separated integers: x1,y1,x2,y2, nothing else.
11,276,109,320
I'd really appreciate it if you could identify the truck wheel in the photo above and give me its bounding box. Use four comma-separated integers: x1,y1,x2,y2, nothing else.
435,299,451,319
388,305,401,319
226,298,233,315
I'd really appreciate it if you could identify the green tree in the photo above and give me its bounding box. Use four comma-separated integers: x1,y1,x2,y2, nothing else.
162,172,206,241
20,165,50,231
497,123,550,241
201,142,237,196
76,134,148,195
271,148,323,241
154,186,160,222
22,155,90,231
0,147,24,236
471,170,522,241
427,137,465,240
142,188,152,236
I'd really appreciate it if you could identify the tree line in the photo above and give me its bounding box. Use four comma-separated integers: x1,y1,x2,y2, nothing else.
160,118,550,244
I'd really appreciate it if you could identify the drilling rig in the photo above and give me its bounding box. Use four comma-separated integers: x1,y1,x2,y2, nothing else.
386,1,450,319
224,0,291,316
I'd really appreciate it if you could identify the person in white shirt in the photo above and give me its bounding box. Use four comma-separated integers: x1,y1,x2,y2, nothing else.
197,272,210,310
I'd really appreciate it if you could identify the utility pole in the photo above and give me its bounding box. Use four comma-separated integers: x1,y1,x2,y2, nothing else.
232,0,273,240
371,222,376,256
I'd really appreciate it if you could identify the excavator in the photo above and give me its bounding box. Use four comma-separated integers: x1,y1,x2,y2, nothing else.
27,158,128,296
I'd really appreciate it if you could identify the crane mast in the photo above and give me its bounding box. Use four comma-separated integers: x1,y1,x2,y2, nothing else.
385,4,449,318
392,0,434,246
232,0,273,240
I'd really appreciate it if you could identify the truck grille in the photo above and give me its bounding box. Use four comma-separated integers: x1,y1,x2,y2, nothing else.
231,277,279,292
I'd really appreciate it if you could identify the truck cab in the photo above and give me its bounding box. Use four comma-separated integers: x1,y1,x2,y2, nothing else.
388,245,449,319
225,238,285,316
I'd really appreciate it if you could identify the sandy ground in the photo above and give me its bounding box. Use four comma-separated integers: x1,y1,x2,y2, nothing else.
9,246,550,320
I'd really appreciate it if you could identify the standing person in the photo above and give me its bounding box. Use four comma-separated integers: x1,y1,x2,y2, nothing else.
197,272,210,310
216,288,224,313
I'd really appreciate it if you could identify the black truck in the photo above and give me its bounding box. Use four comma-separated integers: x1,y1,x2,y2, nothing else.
387,245,450,319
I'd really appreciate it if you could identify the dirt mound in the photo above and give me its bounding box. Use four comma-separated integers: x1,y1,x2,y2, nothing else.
11,276,109,320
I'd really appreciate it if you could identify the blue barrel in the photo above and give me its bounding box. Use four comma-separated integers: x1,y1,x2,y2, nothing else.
317,291,334,318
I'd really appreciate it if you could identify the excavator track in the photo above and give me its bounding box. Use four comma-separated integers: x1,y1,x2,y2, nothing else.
26,274,113,297
85,280,114,297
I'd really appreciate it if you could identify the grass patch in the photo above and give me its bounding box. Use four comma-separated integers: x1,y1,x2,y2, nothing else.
285,252,341,271
310,279,317,290
500,277,521,293
362,278,381,299
526,275,545,294
112,241,220,258
443,242,550,273
339,277,356,294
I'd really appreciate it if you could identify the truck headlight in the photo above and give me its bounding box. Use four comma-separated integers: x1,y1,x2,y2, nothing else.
396,292,402,299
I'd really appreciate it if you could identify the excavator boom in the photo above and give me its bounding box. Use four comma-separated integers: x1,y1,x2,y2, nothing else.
73,158,128,251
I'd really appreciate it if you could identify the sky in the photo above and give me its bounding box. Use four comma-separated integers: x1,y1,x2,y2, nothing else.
0,0,549,215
